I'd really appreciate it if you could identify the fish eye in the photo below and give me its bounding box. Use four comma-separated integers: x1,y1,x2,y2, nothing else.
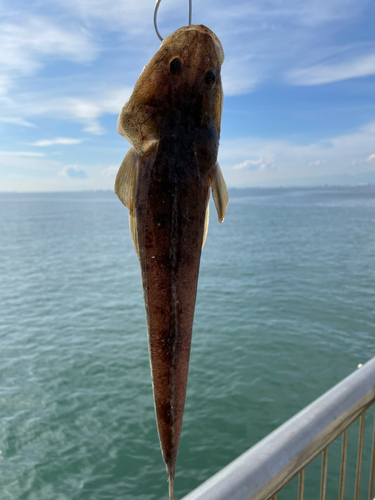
170,58,182,75
204,70,216,87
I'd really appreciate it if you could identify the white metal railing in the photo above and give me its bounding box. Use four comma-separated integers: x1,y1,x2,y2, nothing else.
182,356,375,500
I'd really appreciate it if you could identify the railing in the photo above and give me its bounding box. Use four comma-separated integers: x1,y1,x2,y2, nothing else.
182,356,375,500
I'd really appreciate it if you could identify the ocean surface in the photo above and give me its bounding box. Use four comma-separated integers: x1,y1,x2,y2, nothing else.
1,186,375,500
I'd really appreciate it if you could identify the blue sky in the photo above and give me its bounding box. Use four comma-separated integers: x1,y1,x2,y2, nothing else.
1,0,375,191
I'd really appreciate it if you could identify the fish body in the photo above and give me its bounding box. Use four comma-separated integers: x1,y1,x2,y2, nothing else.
115,25,228,499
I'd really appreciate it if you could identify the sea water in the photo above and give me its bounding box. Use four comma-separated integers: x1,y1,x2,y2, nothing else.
1,187,374,499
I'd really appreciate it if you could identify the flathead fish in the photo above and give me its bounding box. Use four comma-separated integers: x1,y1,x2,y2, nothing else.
115,24,228,499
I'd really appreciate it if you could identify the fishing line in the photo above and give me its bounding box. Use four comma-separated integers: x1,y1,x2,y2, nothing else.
154,0,192,42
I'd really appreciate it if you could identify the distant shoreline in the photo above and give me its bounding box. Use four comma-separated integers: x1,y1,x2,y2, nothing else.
0,183,373,195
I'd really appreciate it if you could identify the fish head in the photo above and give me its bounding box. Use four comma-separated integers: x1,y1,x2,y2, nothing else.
117,25,224,156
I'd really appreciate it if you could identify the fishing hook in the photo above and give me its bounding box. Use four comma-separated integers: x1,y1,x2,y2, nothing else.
154,0,192,42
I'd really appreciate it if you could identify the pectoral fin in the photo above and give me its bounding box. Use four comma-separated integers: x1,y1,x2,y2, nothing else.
115,147,139,257
211,161,228,223
115,147,138,211
117,103,159,156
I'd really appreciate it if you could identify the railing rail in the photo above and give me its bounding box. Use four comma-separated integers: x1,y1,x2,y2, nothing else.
182,356,375,500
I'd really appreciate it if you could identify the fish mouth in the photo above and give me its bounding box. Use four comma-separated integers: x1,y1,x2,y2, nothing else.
164,24,225,65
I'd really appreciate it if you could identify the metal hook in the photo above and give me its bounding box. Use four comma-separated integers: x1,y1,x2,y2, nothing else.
154,0,192,42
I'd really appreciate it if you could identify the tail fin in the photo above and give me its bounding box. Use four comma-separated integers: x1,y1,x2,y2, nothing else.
168,473,175,500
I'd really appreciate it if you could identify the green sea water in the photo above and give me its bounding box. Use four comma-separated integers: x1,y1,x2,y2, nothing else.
1,186,374,500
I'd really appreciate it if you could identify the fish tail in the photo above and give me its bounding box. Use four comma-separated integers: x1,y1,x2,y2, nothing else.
168,472,175,500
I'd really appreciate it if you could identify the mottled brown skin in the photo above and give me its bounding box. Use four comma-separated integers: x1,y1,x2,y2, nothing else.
115,25,228,499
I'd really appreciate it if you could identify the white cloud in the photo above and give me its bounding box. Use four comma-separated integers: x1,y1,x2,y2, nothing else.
0,17,98,70
59,165,89,179
57,90,132,134
201,0,370,93
222,56,263,95
31,138,83,147
219,120,375,185
366,154,375,162
308,159,326,166
0,13,99,104
1,87,132,135
0,151,45,157
101,166,118,177
57,0,363,36
208,0,366,29
51,0,153,32
0,150,64,180
0,74,12,96
233,158,274,170
0,117,36,127
287,52,375,86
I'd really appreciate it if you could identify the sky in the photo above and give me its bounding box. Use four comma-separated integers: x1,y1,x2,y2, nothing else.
0,0,375,191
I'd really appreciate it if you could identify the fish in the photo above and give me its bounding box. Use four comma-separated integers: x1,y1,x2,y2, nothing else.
115,24,228,500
